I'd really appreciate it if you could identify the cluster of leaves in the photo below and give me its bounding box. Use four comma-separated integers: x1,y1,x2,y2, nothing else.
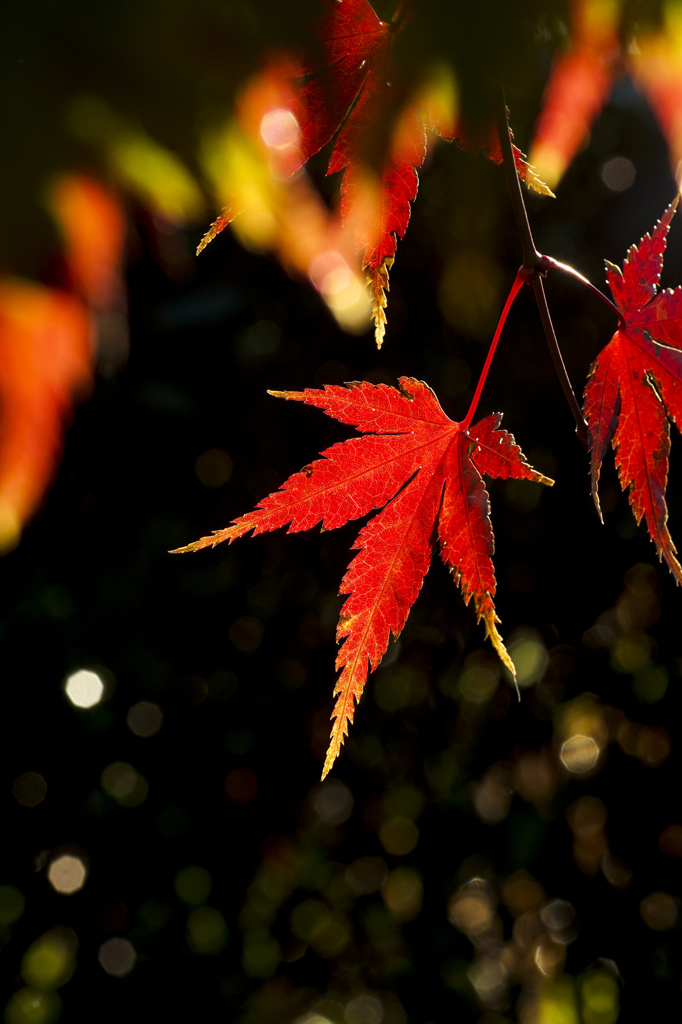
5,0,682,778
172,1,682,777
199,0,552,347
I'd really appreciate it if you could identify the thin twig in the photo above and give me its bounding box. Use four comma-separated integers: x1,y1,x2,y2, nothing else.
495,89,588,446
532,277,588,446
547,257,625,327
494,93,543,273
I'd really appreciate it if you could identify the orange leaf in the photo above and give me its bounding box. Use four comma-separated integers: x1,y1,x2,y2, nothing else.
0,282,92,552
530,0,619,189
48,175,127,310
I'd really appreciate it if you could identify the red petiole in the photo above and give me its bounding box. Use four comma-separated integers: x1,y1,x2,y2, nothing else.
461,268,527,430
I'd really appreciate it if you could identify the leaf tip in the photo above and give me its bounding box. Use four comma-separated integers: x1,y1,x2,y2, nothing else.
367,257,393,349
591,485,605,525
169,526,238,554
480,600,518,695
513,144,556,198
322,729,344,780
524,167,556,199
169,537,214,554
196,209,235,255
267,388,306,403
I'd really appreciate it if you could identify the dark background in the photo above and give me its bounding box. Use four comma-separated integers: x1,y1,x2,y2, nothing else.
2,2,682,1022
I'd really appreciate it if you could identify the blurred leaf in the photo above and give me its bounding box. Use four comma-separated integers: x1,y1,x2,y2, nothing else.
0,281,92,552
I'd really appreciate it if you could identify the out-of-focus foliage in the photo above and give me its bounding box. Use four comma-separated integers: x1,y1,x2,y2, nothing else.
530,0,682,188
0,280,92,552
0,175,126,551
3,1,682,1023
197,59,370,334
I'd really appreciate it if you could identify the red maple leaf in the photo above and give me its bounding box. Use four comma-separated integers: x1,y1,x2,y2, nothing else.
290,0,423,347
584,198,682,582
291,0,552,346
173,378,552,776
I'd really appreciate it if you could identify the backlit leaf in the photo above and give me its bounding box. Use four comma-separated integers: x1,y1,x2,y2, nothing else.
173,379,552,776
584,198,682,581
290,0,551,346
199,1,551,347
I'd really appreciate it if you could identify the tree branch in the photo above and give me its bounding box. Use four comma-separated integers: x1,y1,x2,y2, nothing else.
495,89,588,447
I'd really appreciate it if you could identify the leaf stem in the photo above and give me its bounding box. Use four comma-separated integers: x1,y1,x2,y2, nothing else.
461,269,526,430
532,275,588,446
546,257,625,327
495,93,544,273
391,0,409,29
495,89,589,447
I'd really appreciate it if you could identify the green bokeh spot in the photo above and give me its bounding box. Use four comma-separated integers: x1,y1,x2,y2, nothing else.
186,906,228,955
4,988,61,1024
174,865,211,906
21,935,75,990
582,971,619,1024
0,886,25,927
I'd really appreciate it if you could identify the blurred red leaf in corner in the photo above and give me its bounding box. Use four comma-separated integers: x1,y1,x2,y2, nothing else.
530,0,682,190
0,175,126,553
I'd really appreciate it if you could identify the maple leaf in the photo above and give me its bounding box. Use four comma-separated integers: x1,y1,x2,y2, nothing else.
290,0,552,347
584,198,682,582
172,378,552,777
